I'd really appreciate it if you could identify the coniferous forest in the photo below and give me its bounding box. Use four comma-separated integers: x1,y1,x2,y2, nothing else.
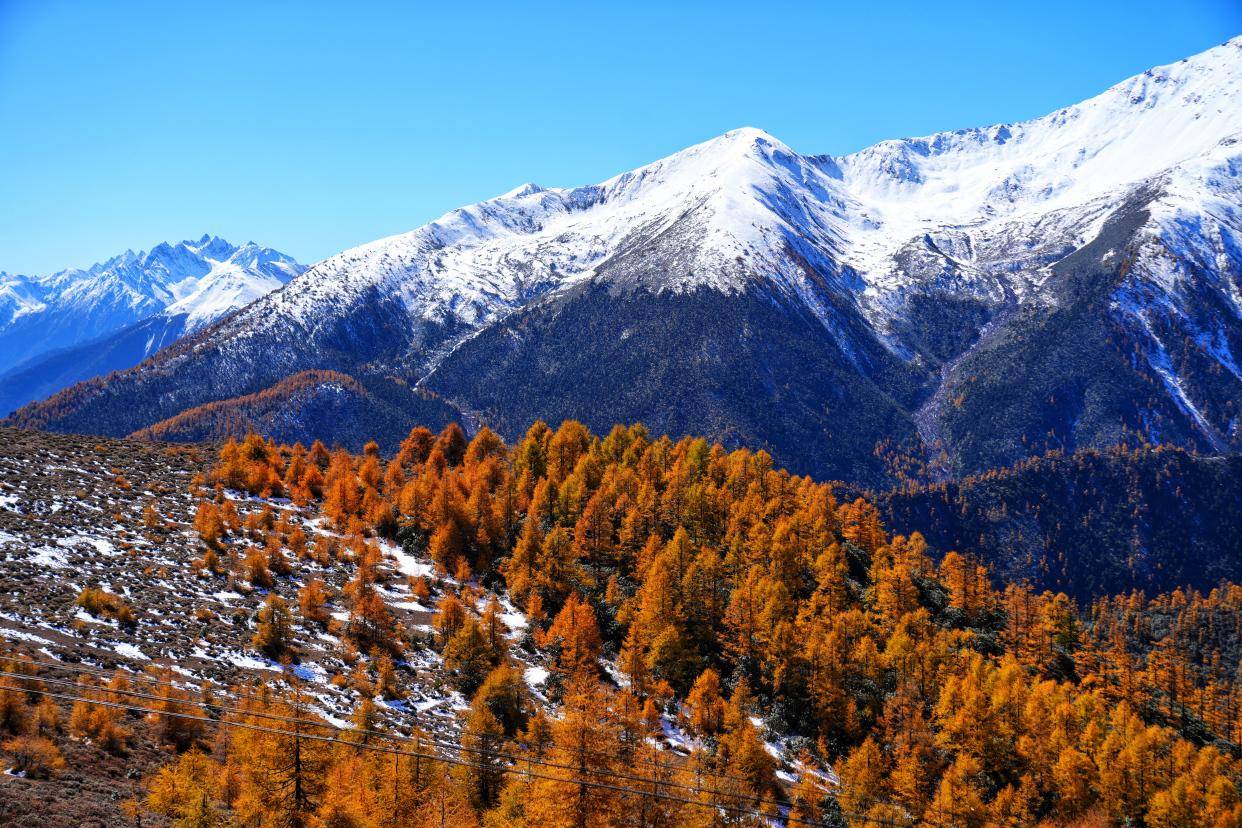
2,422,1236,826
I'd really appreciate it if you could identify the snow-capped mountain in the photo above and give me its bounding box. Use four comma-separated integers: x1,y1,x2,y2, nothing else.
11,37,1242,483
0,235,303,374
0,236,304,414
217,35,1240,343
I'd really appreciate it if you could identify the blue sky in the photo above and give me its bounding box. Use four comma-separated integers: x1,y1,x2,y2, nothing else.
1,0,1239,274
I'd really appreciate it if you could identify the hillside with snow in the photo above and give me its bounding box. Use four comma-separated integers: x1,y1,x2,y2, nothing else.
10,37,1242,482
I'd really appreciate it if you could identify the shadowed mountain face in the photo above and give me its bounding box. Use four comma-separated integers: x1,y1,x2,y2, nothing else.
933,193,1235,476
0,312,203,418
7,39,1242,485
862,446,1242,601
421,282,924,484
131,370,460,454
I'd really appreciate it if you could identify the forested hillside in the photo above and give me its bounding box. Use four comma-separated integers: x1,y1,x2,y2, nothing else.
864,444,1242,600
0,422,1237,826
130,370,460,452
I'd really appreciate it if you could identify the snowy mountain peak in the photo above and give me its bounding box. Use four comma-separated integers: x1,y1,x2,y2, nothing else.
595,125,796,200
234,33,1242,352
0,237,305,376
670,125,786,158
237,125,831,342
837,34,1242,211
501,183,546,199
164,239,305,329
189,235,238,261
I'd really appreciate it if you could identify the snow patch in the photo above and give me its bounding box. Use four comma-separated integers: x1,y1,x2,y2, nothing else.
523,666,549,688
113,642,149,661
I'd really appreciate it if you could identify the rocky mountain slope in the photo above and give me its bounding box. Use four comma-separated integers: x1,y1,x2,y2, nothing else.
0,236,304,415
0,427,546,824
10,38,1241,483
0,425,857,825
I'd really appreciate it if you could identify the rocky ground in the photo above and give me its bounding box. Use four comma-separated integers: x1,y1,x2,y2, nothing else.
0,427,550,826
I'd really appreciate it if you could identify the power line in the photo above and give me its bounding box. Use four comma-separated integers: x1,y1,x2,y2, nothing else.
0,663,811,816
0,650,773,791
0,679,883,827
2,649,941,824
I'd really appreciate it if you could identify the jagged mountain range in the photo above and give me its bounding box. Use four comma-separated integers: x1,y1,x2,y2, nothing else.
0,236,305,414
7,37,1242,485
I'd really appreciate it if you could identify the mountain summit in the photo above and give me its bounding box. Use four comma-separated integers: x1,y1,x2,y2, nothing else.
10,37,1242,483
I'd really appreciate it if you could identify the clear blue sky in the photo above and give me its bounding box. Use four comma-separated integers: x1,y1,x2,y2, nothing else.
2,0,1239,274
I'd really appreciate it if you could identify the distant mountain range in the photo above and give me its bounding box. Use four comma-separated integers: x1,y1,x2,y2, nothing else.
7,37,1242,486
0,236,304,414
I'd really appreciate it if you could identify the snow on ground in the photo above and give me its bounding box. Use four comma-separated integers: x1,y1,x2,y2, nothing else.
385,540,435,579
222,651,281,672
57,535,117,556
656,713,696,756
0,627,55,646
291,661,331,685
112,642,148,660
522,666,548,688
497,595,528,635
27,544,70,569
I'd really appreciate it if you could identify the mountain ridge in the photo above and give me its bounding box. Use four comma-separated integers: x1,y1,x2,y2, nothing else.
9,37,1242,483
0,235,305,415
